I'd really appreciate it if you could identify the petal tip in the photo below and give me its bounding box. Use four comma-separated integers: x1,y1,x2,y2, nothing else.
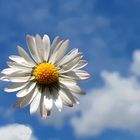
41,114,47,119
81,90,86,95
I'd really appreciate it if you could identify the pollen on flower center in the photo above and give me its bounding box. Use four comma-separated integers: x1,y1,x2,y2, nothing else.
33,63,59,85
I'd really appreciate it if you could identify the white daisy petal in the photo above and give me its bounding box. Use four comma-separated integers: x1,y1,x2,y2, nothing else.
26,35,42,63
59,77,77,85
58,86,77,105
1,68,32,77
49,36,59,55
57,48,78,66
9,55,26,63
74,60,88,70
59,52,83,73
9,55,33,67
59,73,77,80
5,71,31,78
58,88,74,107
42,34,50,61
16,82,36,97
1,68,20,75
53,40,69,64
6,70,31,77
17,86,38,108
54,95,63,112
17,46,36,66
60,82,85,95
30,89,41,114
73,70,90,79
61,70,90,80
35,34,44,61
51,87,62,112
0,76,9,81
40,94,47,119
7,61,32,71
44,87,53,113
49,40,64,64
8,76,34,83
4,82,29,92
68,85,85,95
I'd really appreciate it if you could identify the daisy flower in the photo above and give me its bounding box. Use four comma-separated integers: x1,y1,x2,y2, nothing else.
0,34,90,118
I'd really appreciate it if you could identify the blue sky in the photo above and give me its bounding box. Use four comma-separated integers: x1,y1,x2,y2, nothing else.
0,0,140,140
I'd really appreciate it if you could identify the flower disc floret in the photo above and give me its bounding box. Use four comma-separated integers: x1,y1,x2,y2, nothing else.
33,63,59,85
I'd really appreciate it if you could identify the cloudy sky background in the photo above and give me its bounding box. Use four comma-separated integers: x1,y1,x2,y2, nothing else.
0,0,140,139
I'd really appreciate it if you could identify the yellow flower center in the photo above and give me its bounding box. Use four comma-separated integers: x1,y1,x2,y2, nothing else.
33,63,59,85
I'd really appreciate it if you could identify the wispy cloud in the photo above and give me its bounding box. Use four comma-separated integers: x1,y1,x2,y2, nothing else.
131,50,140,76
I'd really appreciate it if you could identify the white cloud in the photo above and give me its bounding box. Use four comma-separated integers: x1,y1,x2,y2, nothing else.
71,71,140,136
70,50,140,136
131,50,140,76
0,124,37,140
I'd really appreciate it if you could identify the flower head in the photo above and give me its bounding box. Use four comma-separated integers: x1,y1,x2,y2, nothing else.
1,34,90,118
